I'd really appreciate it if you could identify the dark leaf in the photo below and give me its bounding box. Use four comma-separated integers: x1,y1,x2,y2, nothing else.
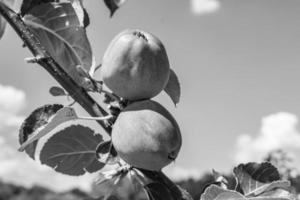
137,169,193,200
23,2,95,90
18,106,79,151
177,185,194,200
96,140,119,164
164,69,181,106
0,0,15,39
103,0,126,17
83,7,90,27
40,124,105,175
49,86,67,96
144,182,174,200
103,93,115,104
20,0,57,16
19,104,63,159
233,162,280,196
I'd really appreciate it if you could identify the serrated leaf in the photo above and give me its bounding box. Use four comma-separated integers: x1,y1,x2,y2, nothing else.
164,69,181,106
19,104,64,159
201,185,293,200
49,86,67,96
246,181,291,197
23,2,95,90
19,106,79,152
0,0,15,39
200,184,245,200
233,162,280,196
96,140,119,164
257,189,296,199
40,124,105,175
103,0,126,17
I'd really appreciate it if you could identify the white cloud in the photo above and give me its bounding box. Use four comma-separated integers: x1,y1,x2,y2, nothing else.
0,84,25,113
0,135,98,192
190,0,220,15
0,84,26,128
164,165,203,181
234,112,300,166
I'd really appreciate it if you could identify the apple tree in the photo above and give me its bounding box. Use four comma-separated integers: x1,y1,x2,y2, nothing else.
0,0,298,199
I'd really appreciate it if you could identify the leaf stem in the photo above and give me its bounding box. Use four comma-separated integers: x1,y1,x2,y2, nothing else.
77,115,113,121
0,3,191,199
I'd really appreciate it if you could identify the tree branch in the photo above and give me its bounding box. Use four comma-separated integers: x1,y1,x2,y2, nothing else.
0,2,191,199
0,2,111,134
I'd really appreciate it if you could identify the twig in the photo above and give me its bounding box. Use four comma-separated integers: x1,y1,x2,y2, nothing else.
0,2,190,199
0,2,111,134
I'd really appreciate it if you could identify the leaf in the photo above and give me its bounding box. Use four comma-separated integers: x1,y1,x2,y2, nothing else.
246,181,291,197
164,69,181,106
40,124,105,175
144,182,175,200
233,162,280,196
136,169,193,200
177,185,194,200
20,0,57,16
23,2,95,90
69,0,90,27
82,8,90,28
200,184,245,200
19,104,64,159
257,188,297,200
200,184,294,200
91,169,130,199
212,169,229,189
18,106,79,152
49,86,67,96
20,0,90,27
96,140,119,164
0,0,15,39
103,0,126,17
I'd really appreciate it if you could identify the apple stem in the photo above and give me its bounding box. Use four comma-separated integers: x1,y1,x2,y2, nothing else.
101,89,121,102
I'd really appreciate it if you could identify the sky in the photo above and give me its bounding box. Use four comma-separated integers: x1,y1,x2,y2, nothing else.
0,0,300,192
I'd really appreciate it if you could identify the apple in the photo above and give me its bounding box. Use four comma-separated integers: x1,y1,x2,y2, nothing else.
111,100,182,171
101,29,170,100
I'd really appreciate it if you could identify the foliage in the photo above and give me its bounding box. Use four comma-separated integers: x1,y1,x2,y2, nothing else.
0,0,298,200
1,168,300,200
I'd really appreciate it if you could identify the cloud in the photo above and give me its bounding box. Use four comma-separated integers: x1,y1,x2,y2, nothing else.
190,0,220,15
234,112,300,166
0,135,98,192
164,165,203,181
0,84,26,128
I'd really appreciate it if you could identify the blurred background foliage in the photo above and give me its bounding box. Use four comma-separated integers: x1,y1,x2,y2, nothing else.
1,150,299,200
